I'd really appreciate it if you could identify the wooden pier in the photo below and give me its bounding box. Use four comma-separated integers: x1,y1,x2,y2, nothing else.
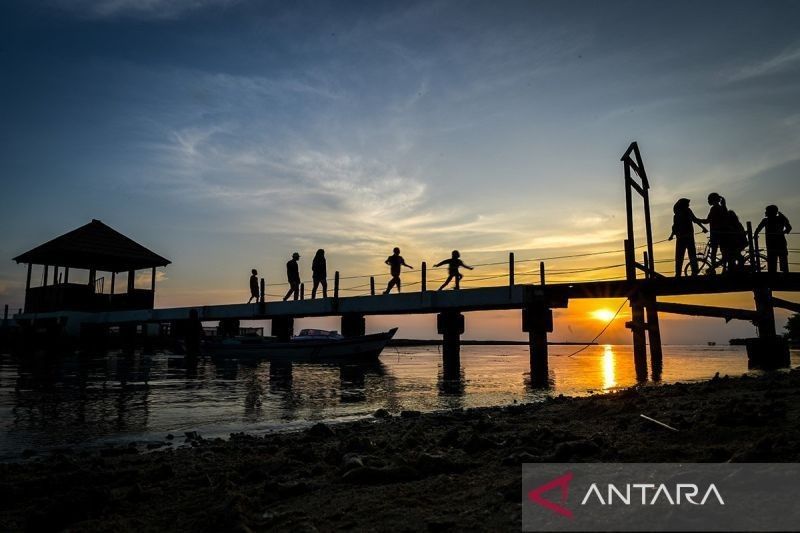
9,142,800,384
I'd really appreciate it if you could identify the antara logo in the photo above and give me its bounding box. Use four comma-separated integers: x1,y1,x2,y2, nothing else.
528,472,575,519
528,473,725,519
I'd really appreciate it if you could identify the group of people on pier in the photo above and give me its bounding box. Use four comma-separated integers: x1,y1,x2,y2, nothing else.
670,193,792,277
246,196,793,303
247,248,474,303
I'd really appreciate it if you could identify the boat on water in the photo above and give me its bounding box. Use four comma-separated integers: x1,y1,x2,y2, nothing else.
203,327,398,360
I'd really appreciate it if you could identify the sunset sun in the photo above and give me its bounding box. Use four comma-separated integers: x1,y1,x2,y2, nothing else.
591,309,617,322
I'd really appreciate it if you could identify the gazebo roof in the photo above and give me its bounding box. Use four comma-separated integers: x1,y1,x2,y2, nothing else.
13,219,171,272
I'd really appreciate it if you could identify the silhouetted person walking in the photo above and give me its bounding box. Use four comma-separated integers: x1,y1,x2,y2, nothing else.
669,198,707,277
247,269,259,303
384,247,413,294
435,250,474,290
755,205,793,273
283,252,301,301
699,192,727,274
311,249,328,299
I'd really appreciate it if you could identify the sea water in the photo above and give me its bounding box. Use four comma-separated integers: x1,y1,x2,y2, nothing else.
0,345,797,460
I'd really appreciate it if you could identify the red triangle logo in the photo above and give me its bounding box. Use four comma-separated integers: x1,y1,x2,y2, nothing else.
527,471,574,519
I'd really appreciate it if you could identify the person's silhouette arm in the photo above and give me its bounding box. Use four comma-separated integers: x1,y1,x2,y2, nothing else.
402,259,414,269
783,215,792,234
754,219,766,237
434,260,446,268
462,263,474,270
668,230,675,241
691,213,708,233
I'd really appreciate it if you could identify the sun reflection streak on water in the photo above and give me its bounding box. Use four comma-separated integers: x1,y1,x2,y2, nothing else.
602,344,616,391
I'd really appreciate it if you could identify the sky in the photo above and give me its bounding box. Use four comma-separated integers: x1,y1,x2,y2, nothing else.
1,0,799,343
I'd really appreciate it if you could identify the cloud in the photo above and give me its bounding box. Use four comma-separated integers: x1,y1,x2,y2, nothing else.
727,42,800,82
50,0,238,19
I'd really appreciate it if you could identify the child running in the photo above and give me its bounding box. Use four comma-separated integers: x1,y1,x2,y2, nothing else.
435,250,474,290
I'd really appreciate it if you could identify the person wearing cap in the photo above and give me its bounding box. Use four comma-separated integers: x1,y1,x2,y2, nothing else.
755,205,793,273
668,198,707,277
283,252,301,301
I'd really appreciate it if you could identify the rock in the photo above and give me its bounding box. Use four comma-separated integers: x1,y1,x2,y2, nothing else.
400,410,422,419
463,433,494,454
344,436,375,453
341,453,364,472
184,431,200,441
374,408,391,418
439,428,460,447
264,480,318,499
502,451,537,465
147,442,165,450
341,465,420,484
307,422,335,438
166,434,174,440
413,452,469,474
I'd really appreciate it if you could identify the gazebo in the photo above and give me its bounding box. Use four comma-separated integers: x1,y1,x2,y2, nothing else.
13,219,170,313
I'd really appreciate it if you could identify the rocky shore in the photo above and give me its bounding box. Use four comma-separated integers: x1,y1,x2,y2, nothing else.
2,369,799,532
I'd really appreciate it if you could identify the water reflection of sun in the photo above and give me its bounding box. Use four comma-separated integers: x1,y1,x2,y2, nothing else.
602,344,616,390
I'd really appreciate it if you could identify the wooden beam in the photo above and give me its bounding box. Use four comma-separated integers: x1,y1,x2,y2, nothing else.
25,264,32,290
773,297,800,314
655,301,759,322
151,267,156,291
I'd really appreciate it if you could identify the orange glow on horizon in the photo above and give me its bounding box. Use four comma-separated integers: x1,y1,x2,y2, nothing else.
590,308,617,322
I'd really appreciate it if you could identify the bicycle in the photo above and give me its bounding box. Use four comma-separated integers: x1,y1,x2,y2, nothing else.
683,238,768,277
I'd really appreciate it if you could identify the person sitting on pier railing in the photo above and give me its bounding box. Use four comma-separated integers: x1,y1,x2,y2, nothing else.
283,252,301,301
436,250,474,290
755,205,793,273
247,269,260,304
311,249,328,299
698,192,728,274
669,198,707,277
384,247,414,294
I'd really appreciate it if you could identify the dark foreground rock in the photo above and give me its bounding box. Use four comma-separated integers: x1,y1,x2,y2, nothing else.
2,370,800,531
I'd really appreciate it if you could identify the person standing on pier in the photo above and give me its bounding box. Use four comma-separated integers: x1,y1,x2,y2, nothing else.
247,269,260,303
435,250,474,290
699,192,728,274
311,249,328,299
720,210,747,272
384,247,413,294
755,205,793,273
669,198,707,277
283,252,301,301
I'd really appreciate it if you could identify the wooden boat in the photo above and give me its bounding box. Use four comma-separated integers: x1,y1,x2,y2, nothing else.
204,327,398,360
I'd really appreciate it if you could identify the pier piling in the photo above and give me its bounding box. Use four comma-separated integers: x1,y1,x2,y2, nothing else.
271,316,294,342
421,262,427,292
341,314,366,337
523,290,552,387
437,311,464,376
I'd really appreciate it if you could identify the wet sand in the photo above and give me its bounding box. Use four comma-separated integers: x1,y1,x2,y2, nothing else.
2,369,799,532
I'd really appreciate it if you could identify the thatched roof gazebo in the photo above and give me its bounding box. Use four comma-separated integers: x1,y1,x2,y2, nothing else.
13,219,170,313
